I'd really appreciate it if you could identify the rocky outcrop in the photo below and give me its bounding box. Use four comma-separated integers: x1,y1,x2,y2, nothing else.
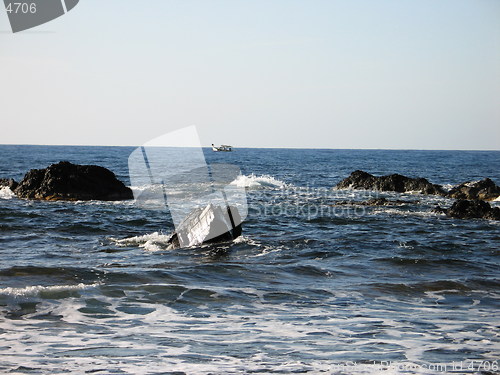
0,178,18,190
434,200,500,220
14,161,133,201
336,170,445,195
447,178,500,201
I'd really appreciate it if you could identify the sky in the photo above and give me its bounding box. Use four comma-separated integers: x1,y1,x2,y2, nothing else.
1,0,499,149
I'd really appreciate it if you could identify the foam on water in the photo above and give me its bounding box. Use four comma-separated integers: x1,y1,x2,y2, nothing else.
371,208,438,218
463,180,481,187
0,283,99,297
112,231,251,252
441,184,454,192
110,232,173,251
0,186,15,199
1,285,498,374
230,173,287,189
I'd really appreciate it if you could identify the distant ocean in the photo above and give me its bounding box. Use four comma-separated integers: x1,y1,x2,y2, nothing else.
1,145,499,374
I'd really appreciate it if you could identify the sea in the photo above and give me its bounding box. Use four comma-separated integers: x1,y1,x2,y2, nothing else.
0,145,499,375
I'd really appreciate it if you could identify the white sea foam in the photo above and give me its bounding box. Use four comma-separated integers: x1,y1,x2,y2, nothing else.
464,180,481,187
74,199,135,206
370,208,437,218
0,287,498,374
130,184,165,198
0,283,99,297
111,232,171,245
111,232,173,251
232,235,261,248
0,186,15,199
230,174,287,189
112,230,253,252
441,184,454,192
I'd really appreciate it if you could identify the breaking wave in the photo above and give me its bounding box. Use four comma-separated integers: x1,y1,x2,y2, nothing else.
0,283,99,297
230,174,287,189
110,232,174,251
0,186,15,199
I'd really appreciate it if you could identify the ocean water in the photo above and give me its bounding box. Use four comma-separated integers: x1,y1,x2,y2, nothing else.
0,145,499,374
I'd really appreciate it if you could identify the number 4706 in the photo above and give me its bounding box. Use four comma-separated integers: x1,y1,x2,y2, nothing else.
5,2,37,14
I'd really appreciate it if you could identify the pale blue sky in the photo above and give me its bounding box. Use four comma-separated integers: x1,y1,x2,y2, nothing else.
1,0,499,149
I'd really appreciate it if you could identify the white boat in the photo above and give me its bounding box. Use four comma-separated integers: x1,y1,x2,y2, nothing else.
212,144,233,152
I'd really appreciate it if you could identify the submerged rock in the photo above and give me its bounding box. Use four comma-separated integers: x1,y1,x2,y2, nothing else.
15,161,133,201
167,204,242,249
434,199,500,220
447,178,500,201
336,170,445,196
0,178,18,190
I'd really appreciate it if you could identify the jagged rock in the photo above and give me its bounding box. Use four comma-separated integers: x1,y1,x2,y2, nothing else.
336,170,445,195
167,204,242,249
0,178,18,190
434,200,500,220
447,178,500,201
14,161,133,201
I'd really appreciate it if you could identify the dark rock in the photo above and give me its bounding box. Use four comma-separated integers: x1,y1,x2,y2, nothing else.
336,170,376,190
336,170,445,196
434,199,500,220
14,161,133,201
0,178,18,190
167,204,242,249
447,178,500,201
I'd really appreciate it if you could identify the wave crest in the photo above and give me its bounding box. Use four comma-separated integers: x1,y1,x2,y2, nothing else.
0,186,15,200
230,174,286,189
0,283,99,297
111,232,173,251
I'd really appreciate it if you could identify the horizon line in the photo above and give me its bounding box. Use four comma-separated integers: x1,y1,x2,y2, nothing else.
0,143,499,152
